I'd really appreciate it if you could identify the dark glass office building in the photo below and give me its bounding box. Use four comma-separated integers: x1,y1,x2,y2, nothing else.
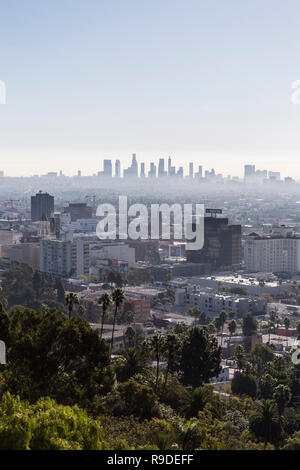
31,191,54,222
186,216,242,271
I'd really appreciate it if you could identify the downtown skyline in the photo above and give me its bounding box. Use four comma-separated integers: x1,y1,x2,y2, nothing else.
1,1,300,177
0,155,289,182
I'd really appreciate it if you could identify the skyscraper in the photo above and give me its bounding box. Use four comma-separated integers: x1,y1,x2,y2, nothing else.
244,164,255,181
31,191,54,222
189,162,194,178
115,159,121,177
103,159,112,177
158,158,166,177
195,165,203,179
177,167,183,178
148,162,156,178
140,162,145,177
168,156,172,175
124,153,138,178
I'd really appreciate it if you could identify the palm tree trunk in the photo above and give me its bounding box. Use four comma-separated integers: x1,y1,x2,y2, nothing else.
110,306,118,358
161,362,170,399
155,354,160,393
100,308,106,337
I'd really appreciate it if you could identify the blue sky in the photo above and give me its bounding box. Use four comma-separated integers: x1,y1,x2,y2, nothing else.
1,0,300,176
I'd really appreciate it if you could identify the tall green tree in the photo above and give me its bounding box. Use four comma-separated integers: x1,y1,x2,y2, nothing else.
110,288,125,357
228,319,237,349
273,384,291,414
234,345,246,372
283,317,290,345
124,326,136,348
161,333,181,397
218,310,227,346
65,293,79,319
242,312,257,336
2,308,114,406
249,400,281,446
150,333,165,393
180,327,221,387
98,293,112,337
269,310,278,342
56,278,65,304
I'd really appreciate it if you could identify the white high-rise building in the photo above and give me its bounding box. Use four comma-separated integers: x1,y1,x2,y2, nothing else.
244,226,300,273
40,237,90,278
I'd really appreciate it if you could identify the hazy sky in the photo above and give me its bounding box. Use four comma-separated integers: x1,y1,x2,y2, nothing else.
1,0,300,177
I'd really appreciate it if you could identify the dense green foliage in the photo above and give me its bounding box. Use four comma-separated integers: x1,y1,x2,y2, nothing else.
1,265,300,450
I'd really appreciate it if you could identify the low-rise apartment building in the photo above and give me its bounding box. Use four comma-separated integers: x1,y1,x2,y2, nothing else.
175,287,267,316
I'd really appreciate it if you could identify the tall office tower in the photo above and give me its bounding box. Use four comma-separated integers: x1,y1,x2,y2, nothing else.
115,159,121,177
186,213,242,270
169,166,176,176
140,162,145,177
195,165,203,179
131,153,138,176
189,162,194,178
124,153,138,178
177,167,184,177
168,156,172,175
103,159,112,177
77,170,81,177
148,162,157,178
244,164,255,181
269,171,280,181
31,191,54,222
158,158,166,177
40,237,90,278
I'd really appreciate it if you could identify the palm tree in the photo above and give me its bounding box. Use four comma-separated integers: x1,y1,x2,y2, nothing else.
259,279,265,294
269,310,277,343
219,310,227,347
295,321,300,345
273,384,291,414
234,344,246,372
65,293,79,319
150,333,165,393
214,316,222,339
284,317,290,346
110,288,125,357
228,319,237,350
122,347,145,377
125,325,136,348
172,418,203,450
98,292,112,337
161,333,181,397
250,399,281,447
206,322,216,335
228,308,236,320
78,305,85,318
